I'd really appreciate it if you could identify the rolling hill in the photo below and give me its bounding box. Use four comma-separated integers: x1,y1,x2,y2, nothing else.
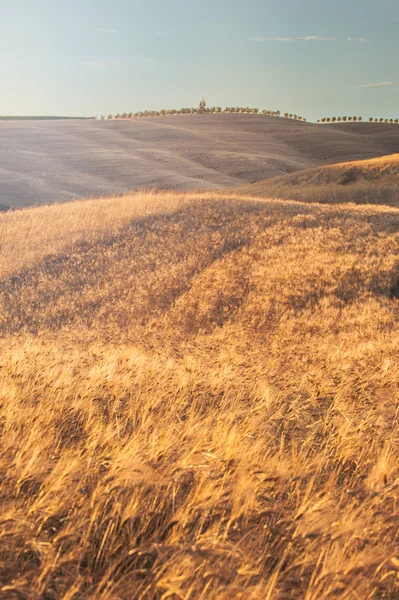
1,115,398,208
233,153,399,205
1,189,399,598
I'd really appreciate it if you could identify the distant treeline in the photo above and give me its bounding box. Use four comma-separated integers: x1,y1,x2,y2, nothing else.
318,116,399,124
99,106,307,122
0,116,94,121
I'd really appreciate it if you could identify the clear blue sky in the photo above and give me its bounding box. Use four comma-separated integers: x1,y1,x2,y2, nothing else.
1,0,398,121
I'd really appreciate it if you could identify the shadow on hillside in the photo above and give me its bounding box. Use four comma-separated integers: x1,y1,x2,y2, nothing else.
0,198,279,337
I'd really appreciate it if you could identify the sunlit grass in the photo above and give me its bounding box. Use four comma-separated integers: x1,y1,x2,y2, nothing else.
233,153,399,207
1,190,399,598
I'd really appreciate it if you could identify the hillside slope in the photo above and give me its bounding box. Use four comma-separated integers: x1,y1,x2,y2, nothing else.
1,115,398,207
233,154,399,205
1,191,399,599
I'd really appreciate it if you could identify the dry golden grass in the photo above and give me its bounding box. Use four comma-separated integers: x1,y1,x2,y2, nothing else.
233,154,399,207
0,191,195,279
323,154,399,173
1,189,399,599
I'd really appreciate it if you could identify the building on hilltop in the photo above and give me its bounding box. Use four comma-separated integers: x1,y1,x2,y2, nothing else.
199,98,206,113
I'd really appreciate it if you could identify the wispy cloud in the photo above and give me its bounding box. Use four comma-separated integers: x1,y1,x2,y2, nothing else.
270,36,336,42
135,57,156,63
96,28,118,34
157,31,168,36
358,81,394,88
345,37,369,42
82,61,122,68
82,57,156,68
255,35,369,43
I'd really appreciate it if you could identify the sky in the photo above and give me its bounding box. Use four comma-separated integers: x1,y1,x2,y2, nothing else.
0,0,398,121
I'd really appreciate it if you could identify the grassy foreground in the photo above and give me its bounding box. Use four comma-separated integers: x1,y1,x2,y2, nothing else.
1,190,399,599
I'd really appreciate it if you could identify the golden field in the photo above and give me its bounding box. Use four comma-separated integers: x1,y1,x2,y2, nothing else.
1,184,399,599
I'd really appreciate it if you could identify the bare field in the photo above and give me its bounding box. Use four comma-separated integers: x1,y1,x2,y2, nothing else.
1,190,399,598
1,115,399,208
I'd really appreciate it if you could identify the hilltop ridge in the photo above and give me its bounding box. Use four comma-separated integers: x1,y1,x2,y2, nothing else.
233,154,399,205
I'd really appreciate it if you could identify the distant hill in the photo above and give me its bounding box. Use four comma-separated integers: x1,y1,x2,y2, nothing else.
233,154,399,206
1,115,398,207
0,116,92,120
